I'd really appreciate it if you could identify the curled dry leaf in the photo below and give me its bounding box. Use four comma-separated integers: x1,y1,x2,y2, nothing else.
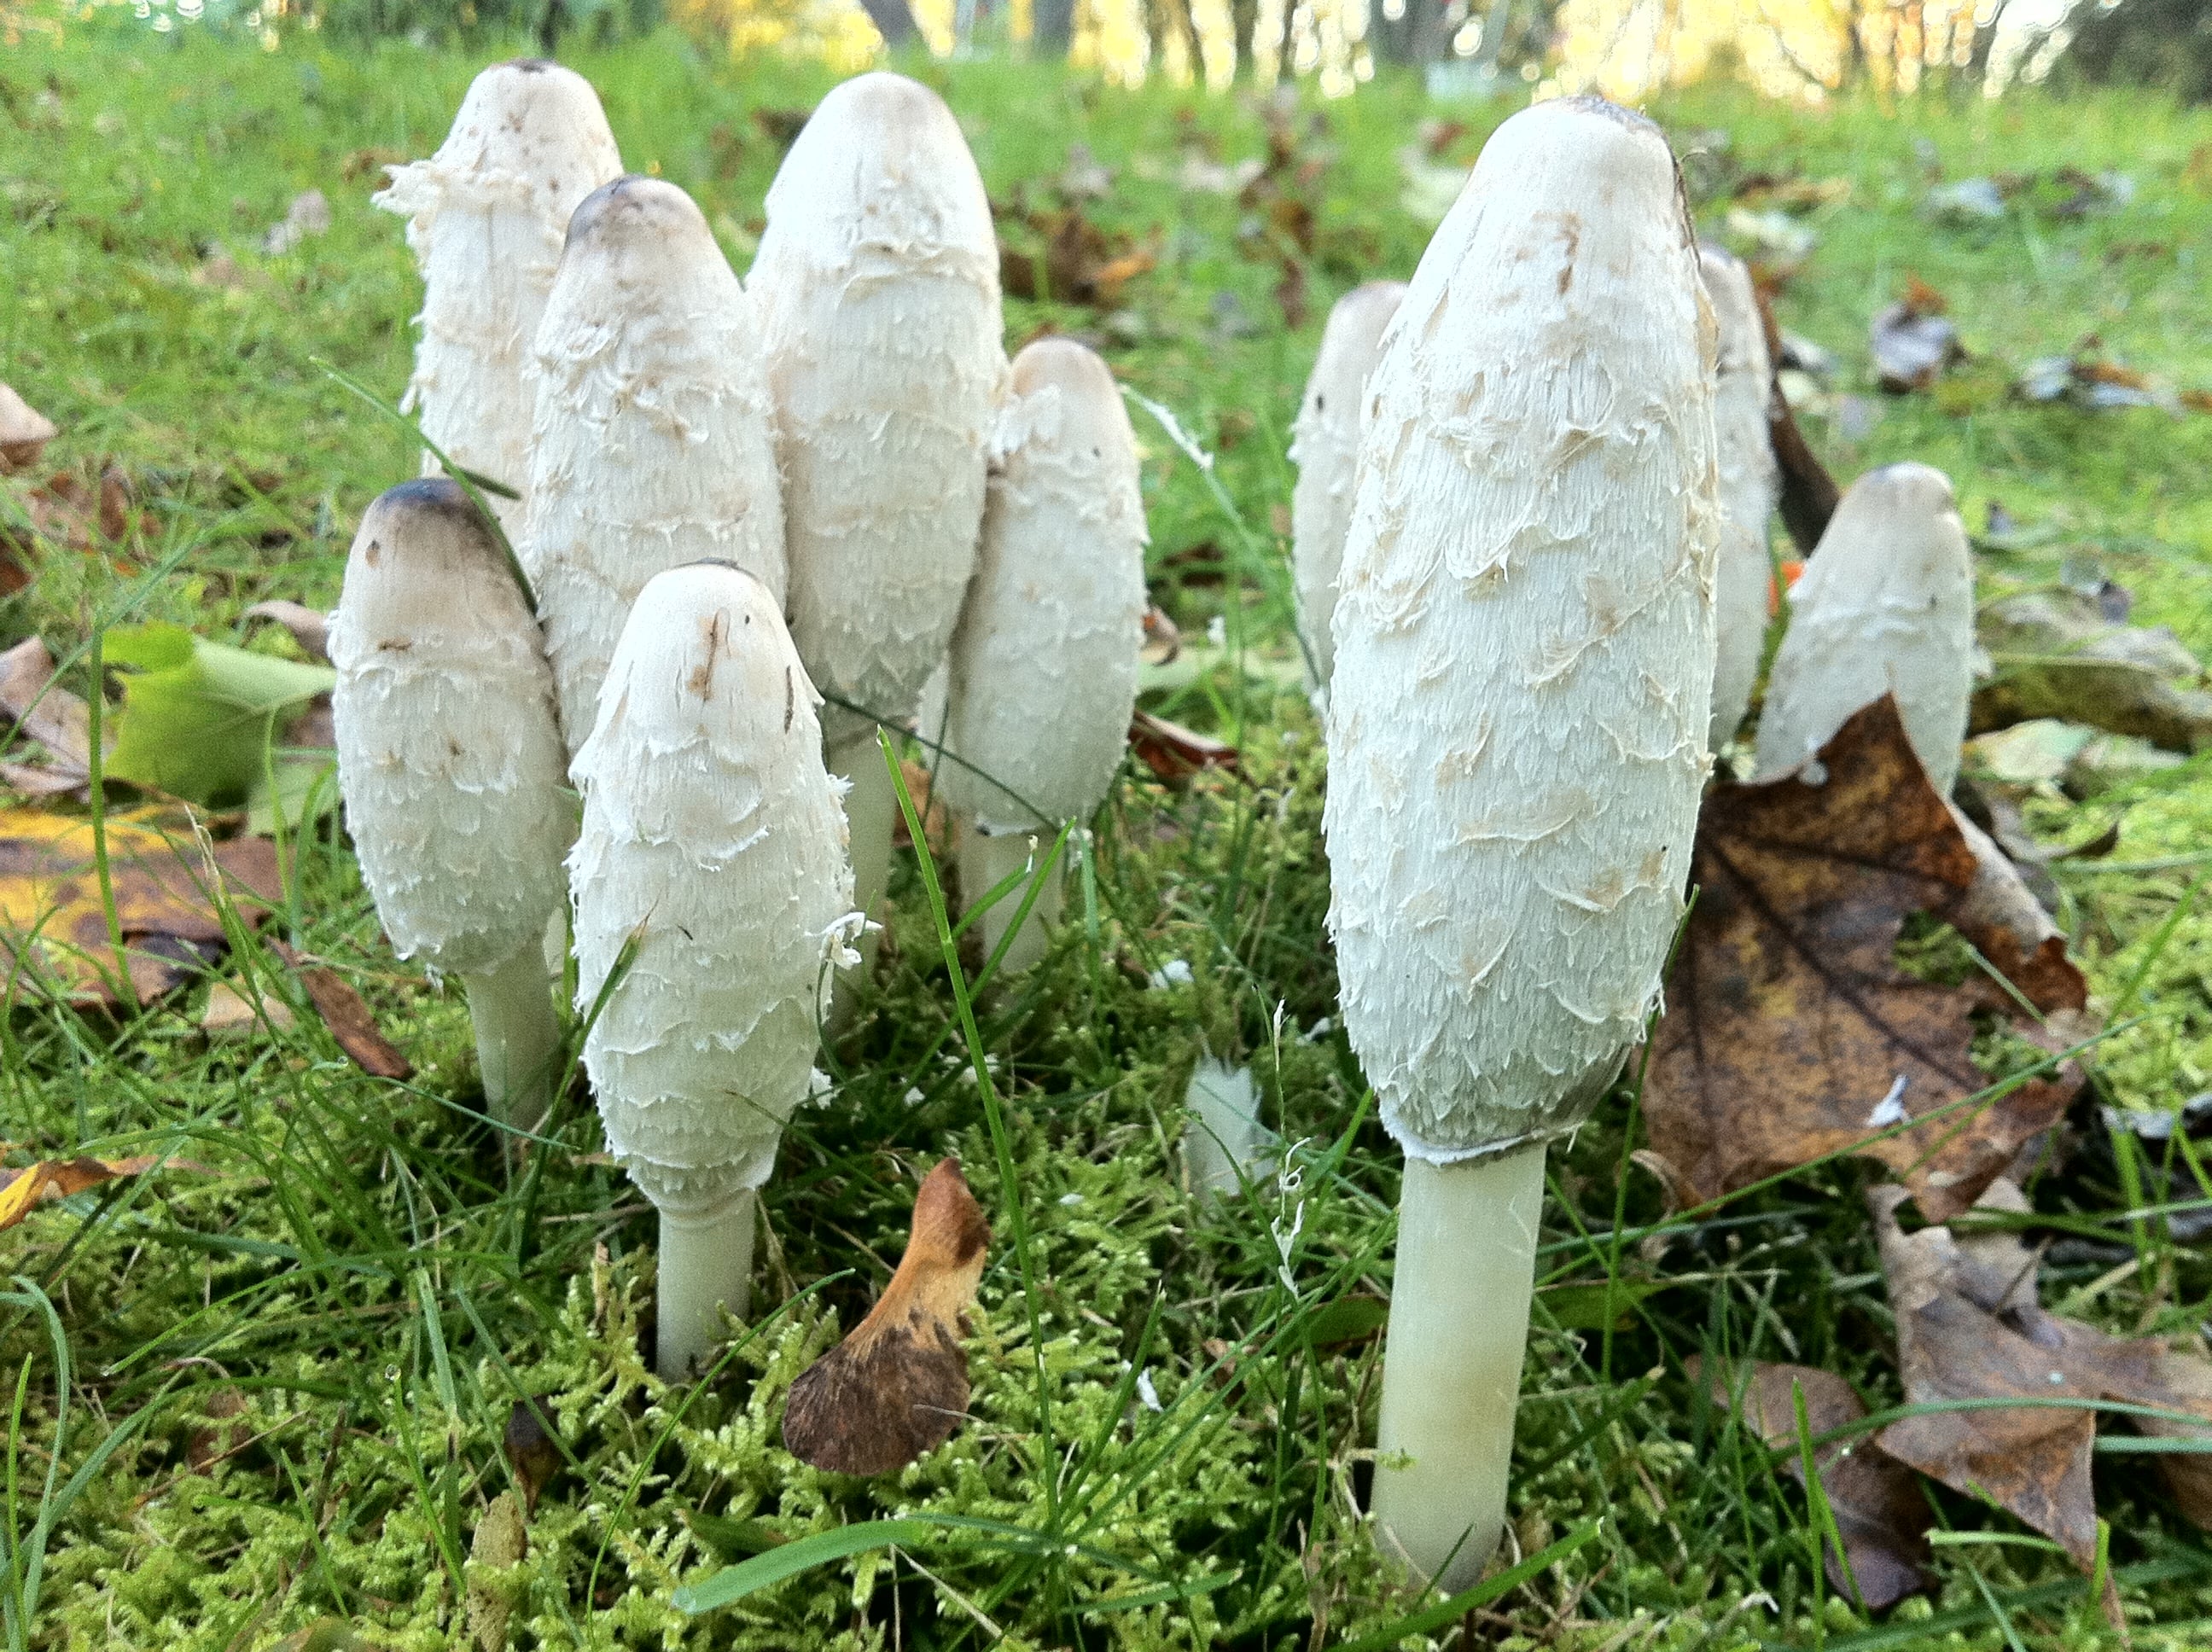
997,203,1158,310
1871,277,1966,394
267,939,413,1080
1644,697,2087,1222
1753,289,1838,551
0,809,282,1003
503,1399,562,1515
242,601,334,666
1128,709,1238,782
1138,605,1181,668
0,385,56,474
1974,590,2212,754
783,1159,988,1475
1689,1355,1933,1609
0,1151,166,1230
0,637,96,796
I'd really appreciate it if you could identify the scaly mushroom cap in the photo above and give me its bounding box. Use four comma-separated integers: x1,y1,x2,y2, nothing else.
375,60,623,526
1755,462,1975,794
748,71,1005,749
1290,281,1406,695
940,338,1149,835
1324,96,1720,1165
1699,246,1781,752
568,561,857,1218
525,175,788,757
329,479,571,979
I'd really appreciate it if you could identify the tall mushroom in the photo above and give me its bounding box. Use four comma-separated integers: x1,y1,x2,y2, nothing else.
1699,245,1782,753
1324,97,1718,1593
940,338,1147,974
747,72,1004,985
329,480,572,1133
1290,281,1406,701
1754,462,1974,793
568,561,856,1380
375,60,622,529
525,175,787,754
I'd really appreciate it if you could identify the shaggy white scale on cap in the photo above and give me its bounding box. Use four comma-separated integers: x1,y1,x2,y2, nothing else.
748,71,1005,750
329,479,572,1129
1290,281,1405,699
375,61,622,527
1699,246,1781,753
1325,98,1720,1167
1755,462,1974,794
941,339,1148,973
1324,96,1719,1594
524,176,787,756
568,561,856,1377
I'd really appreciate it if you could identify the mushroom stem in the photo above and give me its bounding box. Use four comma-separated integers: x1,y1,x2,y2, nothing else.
655,1190,758,1380
827,732,899,1015
958,829,1063,977
462,943,563,1137
1372,1143,1545,1594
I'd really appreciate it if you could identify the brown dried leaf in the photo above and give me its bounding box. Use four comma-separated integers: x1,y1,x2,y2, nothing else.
1139,605,1181,668
268,939,413,1079
0,1151,163,1230
1691,1356,1933,1608
1644,698,2086,1222
1871,278,1966,393
0,808,281,1003
1754,289,1838,551
503,1399,562,1515
201,979,296,1041
783,1159,988,1475
0,637,94,771
1129,709,1238,783
0,384,56,474
998,204,1157,310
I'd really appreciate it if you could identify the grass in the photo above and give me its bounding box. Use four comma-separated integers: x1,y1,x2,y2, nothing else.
3,10,2212,1648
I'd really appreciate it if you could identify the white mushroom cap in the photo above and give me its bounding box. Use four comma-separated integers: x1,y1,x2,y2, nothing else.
748,71,1005,751
1698,246,1781,753
1754,462,1974,794
375,60,623,526
525,175,788,757
1324,96,1720,1165
568,561,856,1218
0,383,58,473
329,479,572,980
1290,281,1406,698
940,338,1149,835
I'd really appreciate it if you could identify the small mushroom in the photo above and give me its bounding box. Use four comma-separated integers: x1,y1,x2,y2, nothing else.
568,561,857,1380
375,60,622,528
748,72,1004,982
1754,462,1974,794
940,338,1148,974
1289,281,1406,701
0,384,57,474
525,175,786,755
783,1158,988,1474
1699,246,1782,753
329,480,571,1134
1324,96,1718,1594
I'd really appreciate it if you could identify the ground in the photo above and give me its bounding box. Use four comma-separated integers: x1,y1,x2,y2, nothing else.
3,15,2212,1649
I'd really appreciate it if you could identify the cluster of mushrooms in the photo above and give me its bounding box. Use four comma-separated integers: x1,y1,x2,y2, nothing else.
333,63,1998,1597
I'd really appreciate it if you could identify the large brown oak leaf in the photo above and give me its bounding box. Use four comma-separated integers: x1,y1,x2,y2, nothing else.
1645,697,2087,1222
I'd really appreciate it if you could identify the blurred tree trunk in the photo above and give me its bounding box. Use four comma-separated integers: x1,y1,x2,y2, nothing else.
1034,0,1074,54
2061,0,2212,102
860,0,921,44
1229,0,1260,75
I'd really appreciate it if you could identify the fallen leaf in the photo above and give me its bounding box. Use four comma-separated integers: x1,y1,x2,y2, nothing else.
101,622,337,831
1128,709,1239,782
997,201,1157,310
0,638,96,788
504,1399,562,1515
467,1490,527,1652
242,601,332,665
783,1159,988,1475
1691,1355,1934,1608
3,464,152,561
1644,697,2084,1222
1974,591,2212,753
268,939,412,1079
201,978,296,1040
0,384,56,474
340,147,405,183
1754,291,1839,552
2015,340,2165,411
185,1387,252,1471
1138,605,1181,668
0,1151,162,1230
0,808,281,1003
1871,278,1966,393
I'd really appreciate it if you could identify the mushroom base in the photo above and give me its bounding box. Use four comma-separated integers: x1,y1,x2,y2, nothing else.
1371,1142,1545,1595
655,1190,759,1381
463,943,565,1141
958,828,1065,979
